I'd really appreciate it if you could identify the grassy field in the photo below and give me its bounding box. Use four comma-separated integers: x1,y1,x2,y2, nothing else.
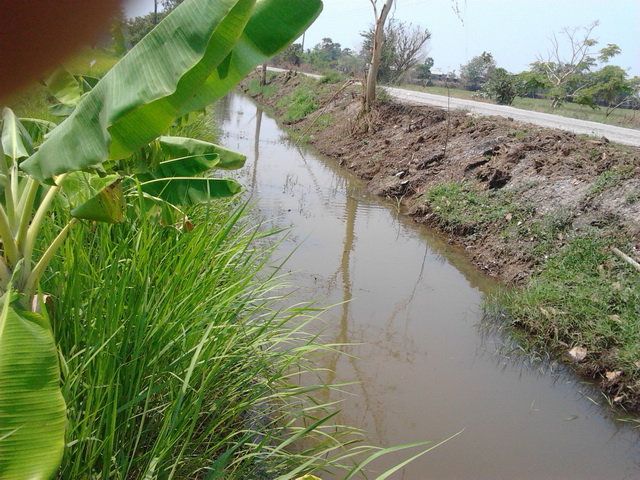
402,84,640,130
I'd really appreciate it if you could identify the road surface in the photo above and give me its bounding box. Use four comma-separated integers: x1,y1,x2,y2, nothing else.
266,67,640,147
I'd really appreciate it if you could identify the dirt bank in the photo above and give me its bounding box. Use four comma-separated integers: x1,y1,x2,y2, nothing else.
243,72,639,282
241,71,640,410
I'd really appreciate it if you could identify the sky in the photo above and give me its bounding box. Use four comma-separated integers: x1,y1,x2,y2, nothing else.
124,0,640,76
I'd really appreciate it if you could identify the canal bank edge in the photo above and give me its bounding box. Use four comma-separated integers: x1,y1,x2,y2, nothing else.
239,71,640,413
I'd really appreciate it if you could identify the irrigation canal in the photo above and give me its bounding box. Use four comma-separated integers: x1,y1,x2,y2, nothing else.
215,92,640,479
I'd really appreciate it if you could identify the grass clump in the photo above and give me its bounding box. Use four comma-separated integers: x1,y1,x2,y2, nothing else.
492,236,640,407
276,87,319,123
41,202,370,479
420,182,533,235
245,76,279,99
587,164,636,197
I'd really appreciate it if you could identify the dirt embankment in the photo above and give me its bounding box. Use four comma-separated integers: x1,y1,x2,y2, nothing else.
242,72,640,284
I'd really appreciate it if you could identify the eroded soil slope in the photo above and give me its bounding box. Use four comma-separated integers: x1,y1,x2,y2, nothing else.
244,72,639,284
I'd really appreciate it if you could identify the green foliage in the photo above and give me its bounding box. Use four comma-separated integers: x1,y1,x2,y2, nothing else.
307,37,344,70
479,67,518,105
495,236,640,378
0,293,66,480
43,203,362,478
0,0,323,476
421,182,532,235
276,88,319,122
415,57,435,84
318,70,345,84
575,65,640,115
460,52,496,91
588,164,636,197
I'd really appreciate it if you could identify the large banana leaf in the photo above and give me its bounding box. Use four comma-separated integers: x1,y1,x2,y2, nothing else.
179,0,324,114
22,0,322,182
158,136,246,170
139,177,242,206
0,292,67,480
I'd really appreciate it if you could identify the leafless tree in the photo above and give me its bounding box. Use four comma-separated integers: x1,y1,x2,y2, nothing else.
533,21,600,108
363,0,461,112
363,0,395,112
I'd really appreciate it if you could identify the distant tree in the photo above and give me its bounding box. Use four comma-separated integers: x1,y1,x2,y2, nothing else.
361,18,431,85
480,67,517,105
532,21,622,108
121,12,167,46
307,37,344,70
362,0,460,113
415,57,434,84
279,43,303,66
460,52,496,91
575,65,640,116
160,0,184,10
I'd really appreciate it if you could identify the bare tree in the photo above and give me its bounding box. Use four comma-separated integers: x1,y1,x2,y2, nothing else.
363,0,461,112
364,0,395,112
361,19,431,84
533,21,601,108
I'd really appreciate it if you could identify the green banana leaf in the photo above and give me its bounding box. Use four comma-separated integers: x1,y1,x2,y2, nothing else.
18,118,57,145
2,108,34,161
139,177,242,206
71,179,126,223
44,67,84,108
136,155,220,182
179,0,323,114
158,136,246,170
0,292,67,480
60,172,120,208
21,0,322,182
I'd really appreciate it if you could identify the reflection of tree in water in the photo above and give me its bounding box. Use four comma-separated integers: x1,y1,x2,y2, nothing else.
251,104,263,193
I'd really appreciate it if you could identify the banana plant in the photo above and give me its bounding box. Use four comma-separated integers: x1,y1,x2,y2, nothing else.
0,0,322,478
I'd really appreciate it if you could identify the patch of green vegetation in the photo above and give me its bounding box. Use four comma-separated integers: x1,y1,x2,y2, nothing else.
5,83,59,123
507,129,530,141
276,87,319,122
305,112,334,134
494,236,640,382
64,48,119,77
245,76,279,98
421,182,533,235
511,208,574,259
588,164,636,197
44,202,372,478
317,70,345,84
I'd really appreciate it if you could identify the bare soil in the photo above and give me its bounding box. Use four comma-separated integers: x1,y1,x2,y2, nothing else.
242,72,640,285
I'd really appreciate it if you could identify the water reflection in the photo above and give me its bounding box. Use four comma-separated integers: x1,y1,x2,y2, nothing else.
214,92,640,480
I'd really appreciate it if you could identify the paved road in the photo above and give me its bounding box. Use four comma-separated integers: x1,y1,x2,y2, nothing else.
385,87,640,147
266,67,640,147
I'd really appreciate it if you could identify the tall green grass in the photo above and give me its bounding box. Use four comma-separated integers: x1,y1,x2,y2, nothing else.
39,201,373,479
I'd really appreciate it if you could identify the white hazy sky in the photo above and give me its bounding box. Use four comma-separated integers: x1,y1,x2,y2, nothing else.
124,0,640,76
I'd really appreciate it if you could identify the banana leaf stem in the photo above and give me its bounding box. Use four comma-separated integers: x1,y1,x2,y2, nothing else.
0,203,20,269
24,217,78,307
16,178,40,252
21,173,68,284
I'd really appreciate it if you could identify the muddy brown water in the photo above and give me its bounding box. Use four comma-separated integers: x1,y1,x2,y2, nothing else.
215,92,640,479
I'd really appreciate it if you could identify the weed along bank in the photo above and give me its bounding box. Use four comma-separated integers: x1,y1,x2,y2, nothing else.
236,71,640,478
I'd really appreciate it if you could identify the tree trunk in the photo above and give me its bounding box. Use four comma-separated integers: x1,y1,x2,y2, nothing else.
259,62,267,86
364,0,394,112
